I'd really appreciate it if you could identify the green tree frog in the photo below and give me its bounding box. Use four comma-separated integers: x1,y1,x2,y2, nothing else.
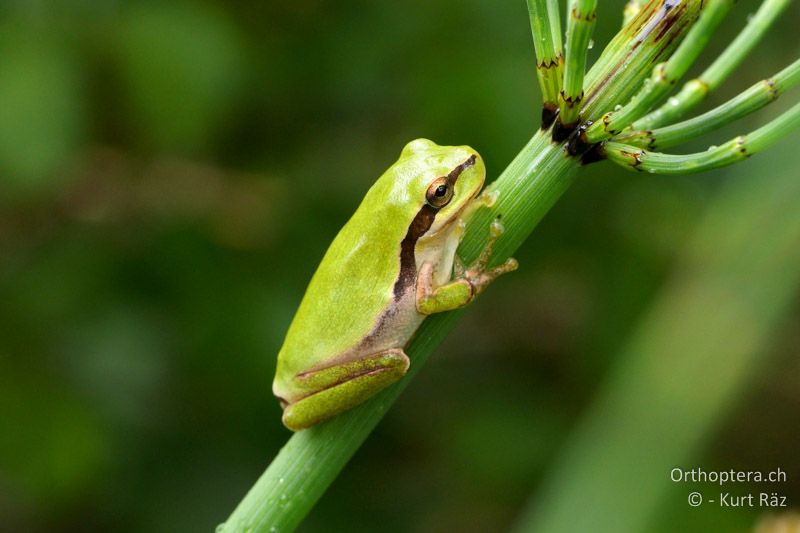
273,139,517,431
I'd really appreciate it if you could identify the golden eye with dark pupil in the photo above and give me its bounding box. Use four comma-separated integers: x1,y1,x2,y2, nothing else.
426,177,453,208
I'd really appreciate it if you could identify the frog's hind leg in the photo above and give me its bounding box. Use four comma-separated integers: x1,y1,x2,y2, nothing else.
282,349,409,431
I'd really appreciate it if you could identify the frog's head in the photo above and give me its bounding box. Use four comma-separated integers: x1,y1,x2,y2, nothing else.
398,138,485,237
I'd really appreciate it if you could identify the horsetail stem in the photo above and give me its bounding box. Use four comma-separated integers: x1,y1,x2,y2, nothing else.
584,0,734,143
555,0,597,139
632,0,793,131
602,100,800,174
615,58,800,150
578,0,703,128
526,0,564,128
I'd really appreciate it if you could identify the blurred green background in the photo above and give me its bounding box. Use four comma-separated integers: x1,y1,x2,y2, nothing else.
1,1,799,532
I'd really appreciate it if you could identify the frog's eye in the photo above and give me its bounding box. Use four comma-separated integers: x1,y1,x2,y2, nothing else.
425,177,453,208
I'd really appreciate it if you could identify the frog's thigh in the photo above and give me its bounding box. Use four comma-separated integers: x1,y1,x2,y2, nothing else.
283,349,409,431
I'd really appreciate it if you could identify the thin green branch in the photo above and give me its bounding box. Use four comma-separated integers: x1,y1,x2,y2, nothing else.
615,57,800,150
632,0,793,131
579,0,703,125
584,0,734,143
558,0,597,130
603,100,800,174
526,0,564,128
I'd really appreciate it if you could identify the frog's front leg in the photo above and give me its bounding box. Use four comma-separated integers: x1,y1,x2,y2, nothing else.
416,219,518,315
282,350,409,431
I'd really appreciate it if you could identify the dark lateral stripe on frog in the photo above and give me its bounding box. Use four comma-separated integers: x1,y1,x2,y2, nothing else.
391,154,477,300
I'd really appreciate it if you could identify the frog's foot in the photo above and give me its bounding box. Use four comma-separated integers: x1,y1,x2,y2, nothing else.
416,218,518,315
458,218,518,295
281,349,409,431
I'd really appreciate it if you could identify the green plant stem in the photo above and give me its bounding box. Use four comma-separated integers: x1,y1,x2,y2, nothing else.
579,0,703,123
616,57,800,150
526,0,564,125
602,99,800,174
558,0,597,128
632,0,793,131
219,130,578,533
585,0,734,142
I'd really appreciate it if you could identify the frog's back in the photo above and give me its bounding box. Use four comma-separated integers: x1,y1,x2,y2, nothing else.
273,153,431,395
